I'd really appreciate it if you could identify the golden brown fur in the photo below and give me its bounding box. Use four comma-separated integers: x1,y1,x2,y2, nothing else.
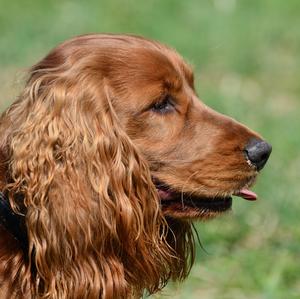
0,34,267,298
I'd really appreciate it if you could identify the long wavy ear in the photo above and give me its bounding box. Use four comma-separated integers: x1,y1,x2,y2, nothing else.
3,71,176,298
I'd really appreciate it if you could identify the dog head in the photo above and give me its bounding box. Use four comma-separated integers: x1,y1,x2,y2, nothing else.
0,34,271,298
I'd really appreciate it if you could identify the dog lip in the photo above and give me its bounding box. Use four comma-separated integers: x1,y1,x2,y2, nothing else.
157,188,173,200
154,179,232,212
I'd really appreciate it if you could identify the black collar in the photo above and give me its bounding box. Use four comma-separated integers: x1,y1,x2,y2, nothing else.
0,192,28,249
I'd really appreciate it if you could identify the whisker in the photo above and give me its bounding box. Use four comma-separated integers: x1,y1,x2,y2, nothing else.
180,171,200,208
191,223,208,254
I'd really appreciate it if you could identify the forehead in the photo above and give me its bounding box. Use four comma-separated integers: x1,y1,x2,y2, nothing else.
60,35,194,91
107,43,194,91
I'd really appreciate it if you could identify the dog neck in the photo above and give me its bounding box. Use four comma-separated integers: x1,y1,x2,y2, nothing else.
0,192,27,249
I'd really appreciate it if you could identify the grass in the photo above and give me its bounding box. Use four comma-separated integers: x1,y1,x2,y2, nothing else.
1,0,300,298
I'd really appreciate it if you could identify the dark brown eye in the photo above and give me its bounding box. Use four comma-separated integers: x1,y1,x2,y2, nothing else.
151,95,175,114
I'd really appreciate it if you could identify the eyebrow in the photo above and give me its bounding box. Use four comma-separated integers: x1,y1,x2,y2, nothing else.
181,64,194,89
163,75,182,92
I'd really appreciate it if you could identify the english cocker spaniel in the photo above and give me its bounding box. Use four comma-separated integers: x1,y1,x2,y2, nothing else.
0,34,271,299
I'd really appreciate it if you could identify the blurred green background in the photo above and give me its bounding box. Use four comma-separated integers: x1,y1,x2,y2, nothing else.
0,0,299,298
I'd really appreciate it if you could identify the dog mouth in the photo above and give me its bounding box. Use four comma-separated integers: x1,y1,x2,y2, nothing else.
154,179,257,219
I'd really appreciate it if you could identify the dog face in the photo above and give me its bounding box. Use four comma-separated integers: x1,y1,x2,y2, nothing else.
94,36,272,220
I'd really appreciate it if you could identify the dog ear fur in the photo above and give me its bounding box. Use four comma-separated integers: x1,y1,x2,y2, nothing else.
2,73,174,298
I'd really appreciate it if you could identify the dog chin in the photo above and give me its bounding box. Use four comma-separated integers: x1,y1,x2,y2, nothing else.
161,200,232,220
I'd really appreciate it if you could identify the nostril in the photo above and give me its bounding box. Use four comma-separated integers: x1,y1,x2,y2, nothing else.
244,138,272,171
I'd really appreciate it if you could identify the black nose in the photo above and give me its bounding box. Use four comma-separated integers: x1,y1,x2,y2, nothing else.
244,138,272,171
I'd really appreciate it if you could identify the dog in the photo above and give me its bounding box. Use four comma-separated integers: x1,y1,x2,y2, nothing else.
0,34,271,298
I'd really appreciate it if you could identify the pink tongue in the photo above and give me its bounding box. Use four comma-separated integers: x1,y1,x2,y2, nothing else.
236,189,257,201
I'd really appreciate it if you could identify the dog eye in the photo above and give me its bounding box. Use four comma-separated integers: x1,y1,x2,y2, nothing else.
151,95,175,114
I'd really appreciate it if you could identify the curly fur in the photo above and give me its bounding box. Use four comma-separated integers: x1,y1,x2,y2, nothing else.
0,34,269,298
0,49,194,298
